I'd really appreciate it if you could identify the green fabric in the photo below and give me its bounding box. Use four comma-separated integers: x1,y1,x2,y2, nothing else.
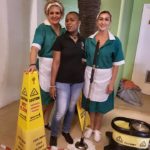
82,93,114,114
33,23,65,58
85,36,124,68
33,22,65,105
40,87,54,105
82,32,124,111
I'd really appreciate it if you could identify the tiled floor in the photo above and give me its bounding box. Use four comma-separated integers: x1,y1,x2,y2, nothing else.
0,94,150,150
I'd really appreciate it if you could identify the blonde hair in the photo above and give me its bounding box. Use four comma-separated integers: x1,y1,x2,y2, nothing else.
44,0,64,18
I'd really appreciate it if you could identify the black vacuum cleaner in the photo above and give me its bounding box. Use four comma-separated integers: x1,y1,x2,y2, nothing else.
104,117,150,150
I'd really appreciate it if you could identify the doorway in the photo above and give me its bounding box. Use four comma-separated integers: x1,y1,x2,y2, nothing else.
132,4,150,95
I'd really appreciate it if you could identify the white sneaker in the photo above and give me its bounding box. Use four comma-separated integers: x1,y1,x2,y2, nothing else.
84,127,93,138
94,130,101,142
51,146,58,150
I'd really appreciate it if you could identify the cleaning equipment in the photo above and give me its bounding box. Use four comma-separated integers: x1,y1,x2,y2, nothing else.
14,71,47,150
77,95,90,131
75,41,100,150
104,117,150,150
68,138,95,150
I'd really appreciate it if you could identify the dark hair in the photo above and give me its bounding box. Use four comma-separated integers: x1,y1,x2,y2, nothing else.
97,10,112,21
66,11,80,20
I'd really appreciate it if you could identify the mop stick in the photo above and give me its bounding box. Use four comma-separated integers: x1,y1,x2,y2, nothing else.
75,41,100,149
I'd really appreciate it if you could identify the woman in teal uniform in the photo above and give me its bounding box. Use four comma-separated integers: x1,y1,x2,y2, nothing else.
82,11,125,142
28,0,65,130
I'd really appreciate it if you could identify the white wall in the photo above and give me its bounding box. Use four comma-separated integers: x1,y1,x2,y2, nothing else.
132,4,150,95
30,0,46,45
60,0,78,26
0,0,31,108
0,0,77,108
0,0,48,108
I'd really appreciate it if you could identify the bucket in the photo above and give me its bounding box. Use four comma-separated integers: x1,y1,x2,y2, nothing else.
111,117,150,149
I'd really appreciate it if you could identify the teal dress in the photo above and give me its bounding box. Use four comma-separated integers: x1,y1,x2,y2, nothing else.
82,31,125,113
32,19,65,105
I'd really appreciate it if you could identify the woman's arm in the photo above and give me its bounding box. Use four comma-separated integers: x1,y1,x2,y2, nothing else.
50,51,61,99
106,65,119,94
28,46,39,72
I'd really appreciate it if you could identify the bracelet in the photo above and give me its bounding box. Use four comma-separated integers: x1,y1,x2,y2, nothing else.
50,85,56,88
29,64,36,66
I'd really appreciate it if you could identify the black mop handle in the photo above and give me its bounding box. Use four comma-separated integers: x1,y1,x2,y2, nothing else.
90,41,100,84
75,42,100,149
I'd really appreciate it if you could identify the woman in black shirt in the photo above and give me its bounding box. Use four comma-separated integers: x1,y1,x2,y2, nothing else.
49,11,85,149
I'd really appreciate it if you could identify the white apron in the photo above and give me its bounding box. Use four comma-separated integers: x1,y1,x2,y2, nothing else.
83,66,112,102
39,57,53,92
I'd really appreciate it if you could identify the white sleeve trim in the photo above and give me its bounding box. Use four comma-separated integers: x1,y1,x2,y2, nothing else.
31,43,41,50
113,60,125,66
82,58,87,62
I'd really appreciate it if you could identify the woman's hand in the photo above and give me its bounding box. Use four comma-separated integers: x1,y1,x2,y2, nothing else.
27,64,37,72
50,86,56,100
106,82,114,94
106,65,119,94
27,46,39,72
50,51,61,100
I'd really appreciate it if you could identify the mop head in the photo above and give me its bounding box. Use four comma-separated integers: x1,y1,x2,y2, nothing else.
67,138,96,150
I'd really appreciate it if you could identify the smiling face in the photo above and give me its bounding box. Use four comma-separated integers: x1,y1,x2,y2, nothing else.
96,12,111,32
65,13,80,34
47,6,62,25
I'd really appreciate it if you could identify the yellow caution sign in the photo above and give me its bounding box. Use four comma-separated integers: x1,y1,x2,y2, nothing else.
77,95,90,131
14,71,47,150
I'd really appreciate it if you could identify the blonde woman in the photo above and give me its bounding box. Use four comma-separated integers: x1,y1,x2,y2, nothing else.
28,0,65,130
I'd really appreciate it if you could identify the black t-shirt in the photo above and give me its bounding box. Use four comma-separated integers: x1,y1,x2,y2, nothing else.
52,31,85,83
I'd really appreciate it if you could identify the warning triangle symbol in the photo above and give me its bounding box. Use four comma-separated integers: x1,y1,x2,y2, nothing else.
22,88,27,96
30,88,38,97
116,136,123,143
140,141,146,147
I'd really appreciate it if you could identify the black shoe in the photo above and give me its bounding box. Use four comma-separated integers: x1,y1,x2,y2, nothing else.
45,123,51,130
62,132,73,144
50,136,57,146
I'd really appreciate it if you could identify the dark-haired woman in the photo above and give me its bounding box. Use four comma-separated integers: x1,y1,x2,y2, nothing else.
82,11,125,142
